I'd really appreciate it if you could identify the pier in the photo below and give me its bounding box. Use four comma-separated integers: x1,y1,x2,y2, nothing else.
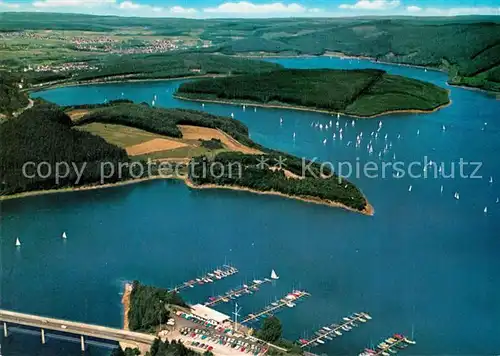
241,290,310,324
170,265,238,293
359,334,416,356
299,312,372,348
204,278,271,307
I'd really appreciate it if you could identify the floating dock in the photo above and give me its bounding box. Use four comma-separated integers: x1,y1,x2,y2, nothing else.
241,290,310,324
204,278,271,307
170,265,238,293
299,312,373,348
358,334,416,356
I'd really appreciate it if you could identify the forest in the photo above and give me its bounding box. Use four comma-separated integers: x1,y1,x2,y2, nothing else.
128,281,187,332
0,71,29,116
176,69,450,117
188,152,367,212
0,103,129,195
23,53,282,86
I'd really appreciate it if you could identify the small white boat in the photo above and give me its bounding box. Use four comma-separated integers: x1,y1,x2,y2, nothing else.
271,269,279,280
322,326,332,332
351,120,355,127
337,113,340,119
62,231,67,239
151,100,155,106
254,107,257,112
484,207,488,214
417,129,420,135
293,132,296,139
230,112,234,118
202,103,205,108
280,117,283,125
316,339,325,344
454,192,460,200
442,125,446,131
16,238,21,247
496,198,499,203
489,176,493,184
408,185,412,192
323,138,327,145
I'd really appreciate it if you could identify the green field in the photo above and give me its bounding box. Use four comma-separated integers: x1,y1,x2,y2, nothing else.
176,68,450,117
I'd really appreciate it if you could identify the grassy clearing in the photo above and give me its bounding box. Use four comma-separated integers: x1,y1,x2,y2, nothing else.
76,123,168,147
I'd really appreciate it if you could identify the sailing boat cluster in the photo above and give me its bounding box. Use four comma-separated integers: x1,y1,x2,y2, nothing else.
15,231,67,247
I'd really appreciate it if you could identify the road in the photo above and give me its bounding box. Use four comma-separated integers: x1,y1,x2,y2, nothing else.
0,309,155,345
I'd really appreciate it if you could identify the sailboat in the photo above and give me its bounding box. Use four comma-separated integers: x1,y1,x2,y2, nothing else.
454,192,460,200
271,269,279,280
62,231,67,239
15,238,21,247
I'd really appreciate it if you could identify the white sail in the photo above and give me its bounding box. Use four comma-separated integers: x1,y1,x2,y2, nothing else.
62,232,67,239
16,238,21,247
271,269,279,280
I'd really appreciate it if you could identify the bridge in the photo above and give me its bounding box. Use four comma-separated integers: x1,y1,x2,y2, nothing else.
0,309,155,351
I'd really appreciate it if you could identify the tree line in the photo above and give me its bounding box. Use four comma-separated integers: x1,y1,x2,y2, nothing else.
189,152,367,212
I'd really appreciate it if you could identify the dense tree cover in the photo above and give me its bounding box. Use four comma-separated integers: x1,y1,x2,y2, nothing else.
75,103,260,148
0,71,28,116
177,69,449,116
189,152,367,212
111,339,212,356
256,316,282,342
128,281,187,332
200,139,224,150
0,103,129,195
22,53,281,86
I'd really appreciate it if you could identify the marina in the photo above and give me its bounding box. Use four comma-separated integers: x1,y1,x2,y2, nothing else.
169,265,238,293
241,290,310,324
358,334,416,356
298,312,373,348
204,278,271,307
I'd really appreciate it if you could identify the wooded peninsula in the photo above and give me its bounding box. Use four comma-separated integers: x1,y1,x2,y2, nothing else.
0,100,372,215
175,69,451,118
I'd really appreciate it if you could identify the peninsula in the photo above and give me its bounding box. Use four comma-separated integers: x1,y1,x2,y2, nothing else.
0,101,372,215
175,69,450,118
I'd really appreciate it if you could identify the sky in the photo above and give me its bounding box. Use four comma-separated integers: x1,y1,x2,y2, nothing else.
0,0,499,18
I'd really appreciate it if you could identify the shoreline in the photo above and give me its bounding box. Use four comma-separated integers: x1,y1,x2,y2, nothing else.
28,74,228,92
122,282,133,331
173,94,451,119
1,175,373,216
183,179,374,216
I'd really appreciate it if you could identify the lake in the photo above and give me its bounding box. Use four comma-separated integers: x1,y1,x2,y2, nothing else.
1,57,499,355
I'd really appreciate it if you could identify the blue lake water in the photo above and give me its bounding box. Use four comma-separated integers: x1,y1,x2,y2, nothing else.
1,57,499,355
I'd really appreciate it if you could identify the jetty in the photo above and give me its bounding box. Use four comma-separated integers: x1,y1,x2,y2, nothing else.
170,265,238,293
204,278,271,307
359,334,416,356
299,312,373,348
241,290,310,324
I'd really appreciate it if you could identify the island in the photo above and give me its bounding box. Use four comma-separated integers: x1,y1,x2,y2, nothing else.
0,101,373,215
175,69,450,118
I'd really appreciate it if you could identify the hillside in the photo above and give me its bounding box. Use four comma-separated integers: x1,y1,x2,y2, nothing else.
1,14,498,91
0,71,29,117
176,69,450,117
